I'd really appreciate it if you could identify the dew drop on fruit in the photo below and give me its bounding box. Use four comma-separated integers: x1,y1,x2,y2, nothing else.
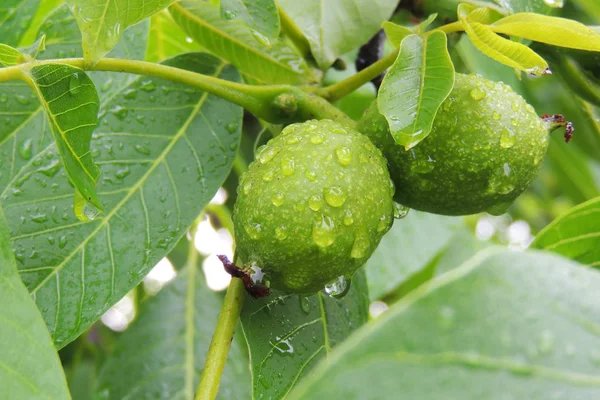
305,170,317,181
511,101,519,112
299,297,312,313
469,87,486,101
500,127,516,148
312,214,335,247
411,156,436,174
281,156,295,176
335,146,352,166
377,214,390,232
242,180,253,195
245,222,262,239
310,133,325,144
262,170,274,182
351,230,370,258
324,186,347,207
332,127,347,135
275,226,287,240
285,135,300,144
492,112,501,120
308,195,322,211
393,202,410,219
258,146,280,164
324,275,351,298
343,210,354,226
271,192,285,207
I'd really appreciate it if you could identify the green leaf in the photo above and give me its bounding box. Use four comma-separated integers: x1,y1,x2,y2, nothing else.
289,249,600,399
532,196,600,267
1,39,242,348
366,211,463,300
0,43,24,65
66,0,177,65
146,10,202,63
382,21,412,47
23,64,103,211
19,34,46,59
0,204,70,399
458,4,504,24
240,269,369,399
491,13,600,52
570,0,600,22
378,32,455,149
169,0,314,85
95,244,250,400
0,0,40,47
220,0,280,38
461,18,549,75
278,0,398,69
414,13,438,34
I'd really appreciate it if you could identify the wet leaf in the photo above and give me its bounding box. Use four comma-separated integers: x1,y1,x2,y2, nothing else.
366,211,463,300
0,43,24,65
240,269,369,399
220,0,280,38
0,0,40,47
532,196,600,267
0,8,242,347
492,13,600,51
382,21,412,47
170,0,314,85
0,204,70,399
146,10,202,63
95,243,250,400
278,0,398,69
66,0,177,65
290,249,600,399
378,32,455,149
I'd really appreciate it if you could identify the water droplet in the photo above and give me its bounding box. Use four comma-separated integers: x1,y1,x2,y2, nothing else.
343,210,354,226
251,29,271,46
469,87,486,101
262,170,274,182
74,191,100,222
511,101,519,112
30,212,47,223
68,73,83,95
18,138,33,160
134,144,150,155
275,226,287,240
258,146,280,164
101,79,113,92
0,93,7,103
245,221,262,240
332,127,347,135
115,166,130,179
225,121,238,133
323,186,346,207
335,146,352,166
271,336,294,354
543,0,564,8
299,297,311,313
537,330,555,355
111,105,127,120
271,192,284,207
324,275,350,298
242,180,253,195
533,152,543,166
377,214,390,232
308,195,322,211
305,170,317,181
281,156,295,176
15,94,30,105
312,214,335,247
492,112,501,120
393,202,409,219
438,306,456,328
140,80,155,92
500,127,516,148
310,133,324,144
350,231,370,259
123,88,137,100
284,134,300,145
223,9,236,20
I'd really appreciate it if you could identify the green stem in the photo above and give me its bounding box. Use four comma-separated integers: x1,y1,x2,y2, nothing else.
278,6,312,61
316,49,399,102
0,57,350,125
195,277,245,400
435,21,464,34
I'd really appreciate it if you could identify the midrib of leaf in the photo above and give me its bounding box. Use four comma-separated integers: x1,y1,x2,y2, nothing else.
90,0,114,56
22,68,98,183
412,36,429,132
171,3,300,77
29,62,226,296
317,293,330,352
353,351,600,385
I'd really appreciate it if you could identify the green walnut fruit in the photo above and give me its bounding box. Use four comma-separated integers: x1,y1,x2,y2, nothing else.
233,119,395,294
358,73,554,216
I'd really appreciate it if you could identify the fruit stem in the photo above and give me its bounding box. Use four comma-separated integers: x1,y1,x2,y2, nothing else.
279,6,313,61
316,48,400,102
541,114,574,143
195,273,246,400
